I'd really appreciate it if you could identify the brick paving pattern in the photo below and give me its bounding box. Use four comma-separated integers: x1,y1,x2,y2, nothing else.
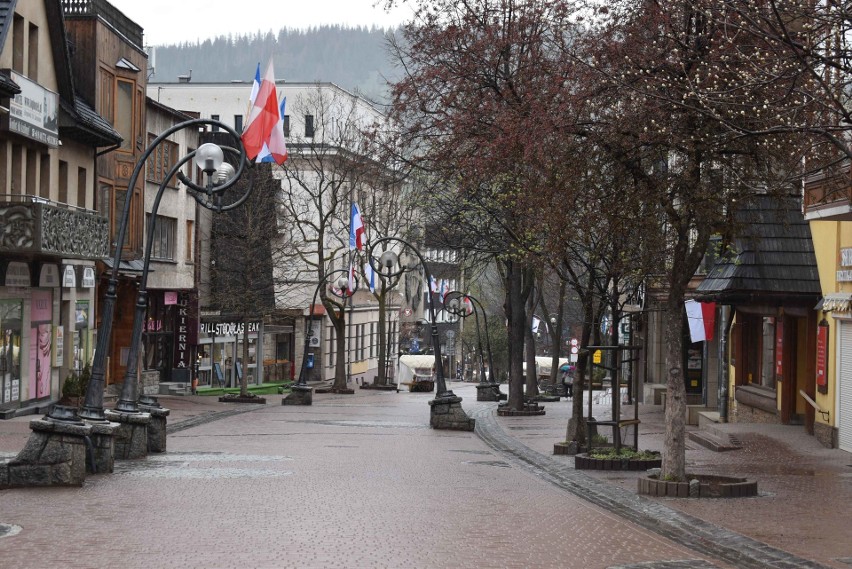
0,382,848,568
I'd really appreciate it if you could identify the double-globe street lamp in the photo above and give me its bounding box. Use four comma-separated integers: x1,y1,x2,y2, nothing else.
76,119,252,451
295,269,355,387
444,291,486,383
445,291,502,402
368,237,474,430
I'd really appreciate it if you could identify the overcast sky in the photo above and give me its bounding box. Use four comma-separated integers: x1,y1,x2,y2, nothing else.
107,0,414,46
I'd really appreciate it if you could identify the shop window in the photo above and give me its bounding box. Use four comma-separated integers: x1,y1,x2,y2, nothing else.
0,300,22,405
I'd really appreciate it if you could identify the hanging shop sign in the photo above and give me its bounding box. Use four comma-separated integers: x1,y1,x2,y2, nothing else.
816,321,828,394
62,265,77,288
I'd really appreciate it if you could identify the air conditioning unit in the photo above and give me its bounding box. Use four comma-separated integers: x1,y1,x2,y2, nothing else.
309,336,321,347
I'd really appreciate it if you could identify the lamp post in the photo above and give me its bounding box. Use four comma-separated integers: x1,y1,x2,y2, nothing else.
296,269,352,386
368,238,474,430
445,291,486,383
79,119,251,422
445,291,502,402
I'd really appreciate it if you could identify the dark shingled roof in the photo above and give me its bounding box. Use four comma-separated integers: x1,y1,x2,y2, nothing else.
695,194,820,305
59,95,122,146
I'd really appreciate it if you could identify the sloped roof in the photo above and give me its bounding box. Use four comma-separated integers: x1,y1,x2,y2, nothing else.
58,95,122,146
695,194,820,305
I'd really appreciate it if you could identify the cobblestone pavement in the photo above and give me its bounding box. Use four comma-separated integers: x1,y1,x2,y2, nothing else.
0,381,849,569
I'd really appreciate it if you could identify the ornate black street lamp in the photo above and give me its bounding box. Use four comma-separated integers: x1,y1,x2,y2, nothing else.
78,118,251,422
444,291,486,384
368,238,452,398
296,269,354,386
446,291,495,384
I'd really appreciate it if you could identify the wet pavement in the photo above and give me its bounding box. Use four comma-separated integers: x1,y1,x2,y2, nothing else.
0,381,850,568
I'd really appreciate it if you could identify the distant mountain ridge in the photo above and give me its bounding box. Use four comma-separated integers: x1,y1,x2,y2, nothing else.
148,26,401,104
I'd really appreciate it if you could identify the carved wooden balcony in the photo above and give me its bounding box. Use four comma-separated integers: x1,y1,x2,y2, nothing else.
0,198,109,259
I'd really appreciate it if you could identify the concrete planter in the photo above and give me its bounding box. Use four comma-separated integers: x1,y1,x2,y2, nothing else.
638,473,758,498
574,453,662,471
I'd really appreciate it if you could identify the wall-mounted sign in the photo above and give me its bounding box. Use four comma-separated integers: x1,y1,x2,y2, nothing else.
199,321,260,337
5,71,59,147
164,291,178,305
5,262,30,287
816,323,828,393
81,267,96,288
62,265,77,288
39,264,60,288
841,248,852,267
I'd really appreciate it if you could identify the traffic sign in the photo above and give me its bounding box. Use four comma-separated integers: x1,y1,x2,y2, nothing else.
593,350,602,364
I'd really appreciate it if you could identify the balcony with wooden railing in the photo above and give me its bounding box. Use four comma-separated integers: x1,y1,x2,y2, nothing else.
804,166,852,221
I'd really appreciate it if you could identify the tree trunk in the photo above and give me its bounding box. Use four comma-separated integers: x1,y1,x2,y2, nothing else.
504,259,526,410
661,293,687,481
332,309,348,391
525,293,538,399
376,289,388,385
239,318,250,397
548,280,567,387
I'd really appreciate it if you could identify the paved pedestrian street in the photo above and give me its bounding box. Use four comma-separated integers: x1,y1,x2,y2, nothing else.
0,382,847,568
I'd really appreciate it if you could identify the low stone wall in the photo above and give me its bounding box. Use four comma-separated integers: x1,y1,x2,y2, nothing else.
638,474,758,498
575,454,662,471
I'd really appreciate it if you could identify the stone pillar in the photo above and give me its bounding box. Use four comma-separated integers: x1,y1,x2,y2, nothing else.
429,396,475,431
139,401,170,453
2,417,92,487
104,410,151,459
476,383,503,402
282,385,313,405
84,420,120,474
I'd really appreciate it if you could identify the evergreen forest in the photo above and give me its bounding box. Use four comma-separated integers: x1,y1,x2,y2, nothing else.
148,26,401,104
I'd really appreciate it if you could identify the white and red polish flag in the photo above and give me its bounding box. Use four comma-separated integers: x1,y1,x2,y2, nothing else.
241,60,287,164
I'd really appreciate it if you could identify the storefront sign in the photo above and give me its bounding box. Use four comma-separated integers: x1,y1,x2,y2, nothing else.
5,72,59,147
816,322,828,392
39,264,60,288
173,303,190,369
81,267,96,288
5,262,30,287
164,291,178,305
199,321,261,336
62,265,77,288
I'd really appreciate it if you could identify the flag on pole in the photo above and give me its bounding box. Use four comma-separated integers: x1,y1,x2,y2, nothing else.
349,202,365,251
249,63,261,106
364,262,376,293
440,280,450,303
241,60,287,164
257,97,288,164
685,300,716,342
430,276,438,293
531,316,541,334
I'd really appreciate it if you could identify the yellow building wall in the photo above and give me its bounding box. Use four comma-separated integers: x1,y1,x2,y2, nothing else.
809,220,843,429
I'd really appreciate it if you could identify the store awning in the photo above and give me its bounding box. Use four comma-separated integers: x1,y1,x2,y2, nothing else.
815,292,852,312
